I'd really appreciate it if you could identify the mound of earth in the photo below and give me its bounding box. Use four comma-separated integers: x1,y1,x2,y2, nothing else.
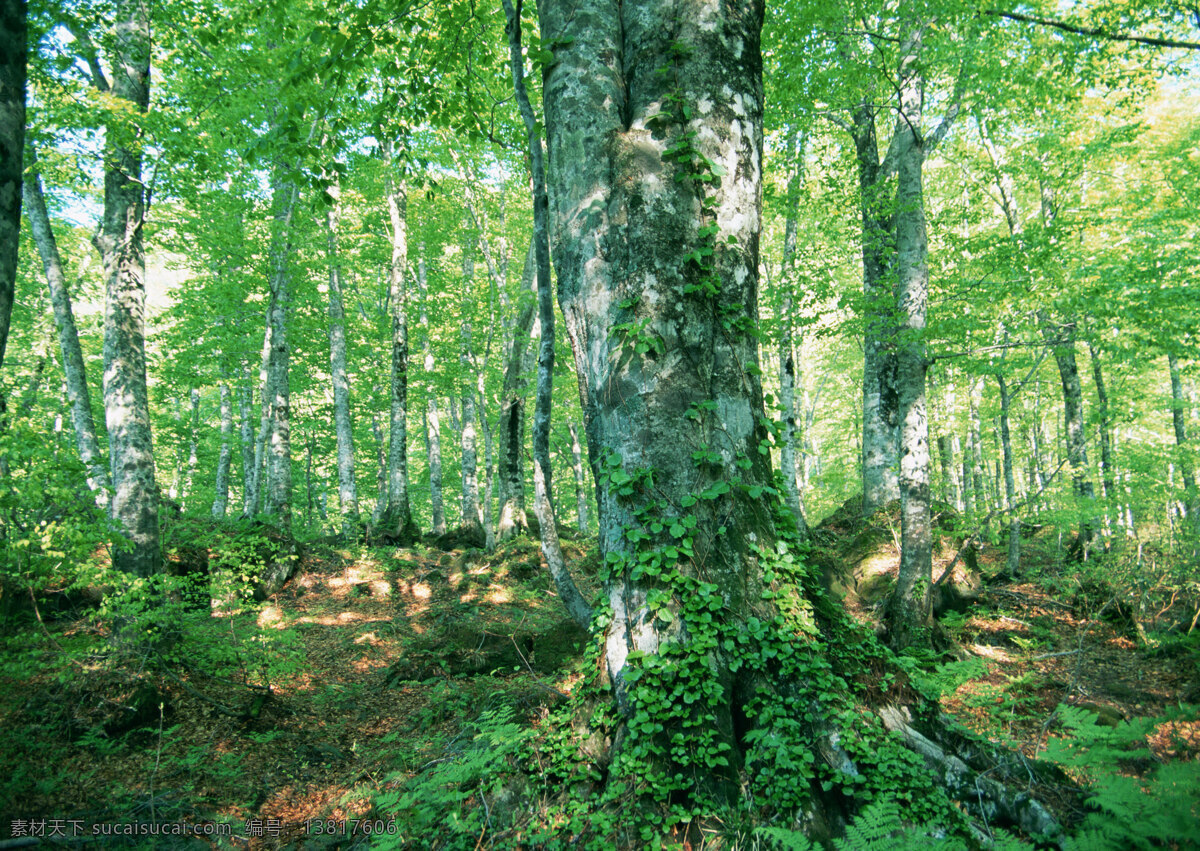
809,497,981,622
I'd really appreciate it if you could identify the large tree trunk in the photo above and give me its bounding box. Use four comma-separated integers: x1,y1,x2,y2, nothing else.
380,168,418,544
1088,341,1116,505
538,0,1061,837
0,0,24,372
417,248,447,535
568,420,588,533
23,160,111,508
884,24,933,650
93,0,158,577
212,382,233,518
852,103,900,515
323,176,359,531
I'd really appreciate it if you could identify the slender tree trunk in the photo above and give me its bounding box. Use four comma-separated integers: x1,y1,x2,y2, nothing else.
181,388,200,510
262,171,298,525
569,421,588,533
93,0,158,576
997,371,1020,577
238,361,256,516
968,376,986,512
1041,314,1099,556
246,322,271,516
506,0,592,629
212,382,232,517
0,0,24,372
1088,341,1115,502
371,409,387,525
380,167,418,543
1168,353,1199,528
323,176,359,531
417,249,446,535
23,159,111,507
496,244,537,542
458,235,484,543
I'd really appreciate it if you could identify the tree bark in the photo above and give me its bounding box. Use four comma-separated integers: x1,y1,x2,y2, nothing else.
417,248,446,535
884,21,934,650
212,382,232,518
852,102,900,514
458,235,484,543
181,388,200,510
1087,341,1115,502
0,0,23,372
23,159,111,508
997,370,1020,577
262,170,298,525
93,0,158,576
238,361,257,517
496,245,537,542
1041,313,1100,556
776,128,808,538
537,0,1061,836
568,421,588,533
323,176,359,531
1168,353,1199,528
380,167,418,543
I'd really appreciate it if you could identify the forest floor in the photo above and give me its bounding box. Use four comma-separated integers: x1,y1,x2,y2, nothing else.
1,526,1199,848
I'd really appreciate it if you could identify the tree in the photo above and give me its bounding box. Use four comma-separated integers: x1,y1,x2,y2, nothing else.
93,0,160,577
0,0,24,373
538,0,1057,836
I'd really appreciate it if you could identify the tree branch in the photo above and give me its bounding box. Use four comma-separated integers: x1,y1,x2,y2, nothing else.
983,9,1200,51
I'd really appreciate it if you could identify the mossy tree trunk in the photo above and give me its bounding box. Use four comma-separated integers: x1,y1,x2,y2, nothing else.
538,0,1062,839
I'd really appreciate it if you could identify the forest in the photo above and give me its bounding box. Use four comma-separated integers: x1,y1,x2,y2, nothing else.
0,0,1198,847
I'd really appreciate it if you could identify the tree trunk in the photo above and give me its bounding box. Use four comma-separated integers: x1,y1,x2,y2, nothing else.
0,0,24,372
238,361,256,517
1041,314,1100,556
569,421,589,533
537,0,1061,837
417,248,447,535
967,375,986,512
997,371,1020,577
458,236,484,543
884,25,933,650
23,159,111,508
380,168,418,544
371,409,387,525
496,245,537,542
181,388,200,510
323,176,359,531
1168,353,1199,528
852,102,900,514
93,0,158,577
212,382,232,518
1088,341,1115,503
262,169,299,525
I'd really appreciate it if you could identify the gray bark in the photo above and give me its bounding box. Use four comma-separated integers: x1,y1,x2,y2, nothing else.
381,167,418,543
496,244,537,542
238,361,256,516
504,0,591,627
246,321,271,516
417,249,446,535
262,171,298,525
212,382,232,517
181,388,200,510
371,408,386,525
458,235,484,541
967,376,986,512
997,371,1020,577
93,0,158,576
885,22,934,649
569,421,588,533
853,103,900,514
323,176,359,529
776,128,808,538
1088,341,1115,502
1168,353,1198,526
0,0,24,372
23,159,111,507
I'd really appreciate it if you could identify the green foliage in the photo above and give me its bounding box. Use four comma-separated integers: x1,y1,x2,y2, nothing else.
373,706,533,848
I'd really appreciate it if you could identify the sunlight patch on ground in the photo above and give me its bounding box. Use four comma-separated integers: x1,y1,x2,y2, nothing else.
296,612,391,626
969,643,1016,662
486,585,513,604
